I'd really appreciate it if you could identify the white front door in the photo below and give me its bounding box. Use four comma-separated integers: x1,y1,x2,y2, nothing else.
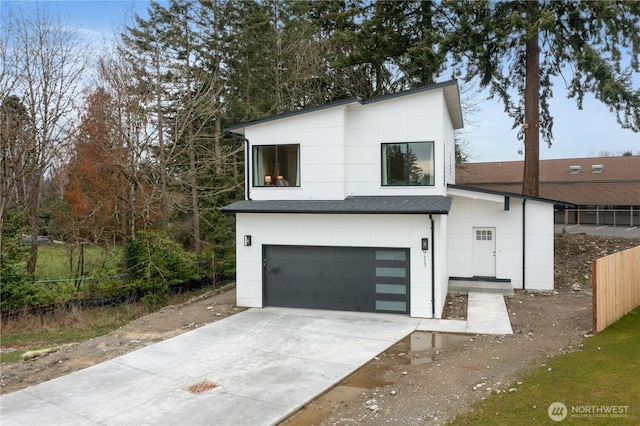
472,227,496,277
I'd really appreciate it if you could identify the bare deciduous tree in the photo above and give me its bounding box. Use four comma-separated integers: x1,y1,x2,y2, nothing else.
96,46,158,270
1,2,88,274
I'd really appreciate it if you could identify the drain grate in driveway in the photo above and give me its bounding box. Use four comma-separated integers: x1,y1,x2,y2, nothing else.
184,380,219,394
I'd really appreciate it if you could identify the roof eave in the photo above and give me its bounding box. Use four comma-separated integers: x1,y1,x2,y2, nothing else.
223,97,361,133
448,184,575,207
222,208,451,215
221,196,453,215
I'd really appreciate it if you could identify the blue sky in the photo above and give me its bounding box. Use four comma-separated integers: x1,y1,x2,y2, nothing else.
2,0,639,162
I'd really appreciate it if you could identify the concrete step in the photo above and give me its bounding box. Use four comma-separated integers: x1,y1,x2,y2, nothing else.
448,279,514,295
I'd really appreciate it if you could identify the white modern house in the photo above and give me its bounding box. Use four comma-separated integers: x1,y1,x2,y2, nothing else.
222,80,568,318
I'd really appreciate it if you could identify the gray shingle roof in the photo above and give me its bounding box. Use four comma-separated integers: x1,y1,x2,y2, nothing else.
221,196,452,215
455,156,640,205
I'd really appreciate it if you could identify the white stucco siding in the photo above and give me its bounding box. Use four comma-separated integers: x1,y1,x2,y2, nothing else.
495,204,525,284
244,88,457,201
234,221,264,308
234,212,446,318
447,192,555,291
343,90,449,197
523,202,555,290
435,214,449,318
344,124,380,197
247,107,346,201
379,92,443,142
442,97,456,185
448,195,505,277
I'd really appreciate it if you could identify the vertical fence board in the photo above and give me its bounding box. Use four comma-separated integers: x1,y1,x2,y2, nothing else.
592,246,640,333
592,260,598,334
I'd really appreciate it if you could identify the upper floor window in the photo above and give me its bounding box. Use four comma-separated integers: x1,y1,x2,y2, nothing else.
253,144,300,187
381,142,434,186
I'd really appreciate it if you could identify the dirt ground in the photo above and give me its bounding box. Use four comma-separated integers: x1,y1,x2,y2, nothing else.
0,286,245,394
1,233,638,425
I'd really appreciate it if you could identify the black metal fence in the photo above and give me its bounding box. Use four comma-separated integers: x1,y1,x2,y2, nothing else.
0,274,234,320
556,208,639,227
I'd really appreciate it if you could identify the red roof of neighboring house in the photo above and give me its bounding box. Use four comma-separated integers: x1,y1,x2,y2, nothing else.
456,156,640,205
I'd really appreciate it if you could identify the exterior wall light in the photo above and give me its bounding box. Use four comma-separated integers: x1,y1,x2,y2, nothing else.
244,235,252,246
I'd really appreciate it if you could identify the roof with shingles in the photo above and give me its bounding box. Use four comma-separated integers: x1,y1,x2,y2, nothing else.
221,195,453,215
456,156,640,205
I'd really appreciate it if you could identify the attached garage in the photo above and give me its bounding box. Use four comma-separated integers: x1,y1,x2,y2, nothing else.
221,195,453,318
263,245,410,314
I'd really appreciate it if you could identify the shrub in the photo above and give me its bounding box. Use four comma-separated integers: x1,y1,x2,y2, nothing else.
0,250,53,312
124,230,203,309
127,230,201,283
140,286,169,312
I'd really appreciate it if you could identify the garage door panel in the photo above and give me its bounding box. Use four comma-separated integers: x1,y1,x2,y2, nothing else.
374,249,410,313
264,245,409,314
375,299,407,312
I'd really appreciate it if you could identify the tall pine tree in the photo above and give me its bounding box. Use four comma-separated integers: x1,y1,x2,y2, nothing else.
445,0,640,196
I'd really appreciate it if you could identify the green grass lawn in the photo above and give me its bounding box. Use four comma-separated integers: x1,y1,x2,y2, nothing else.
450,307,640,425
35,244,122,280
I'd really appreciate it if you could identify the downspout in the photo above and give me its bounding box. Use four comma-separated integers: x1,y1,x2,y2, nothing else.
225,132,251,200
522,199,526,290
245,137,251,201
430,214,435,318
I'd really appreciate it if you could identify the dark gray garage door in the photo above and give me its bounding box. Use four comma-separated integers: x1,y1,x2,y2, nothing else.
263,245,409,314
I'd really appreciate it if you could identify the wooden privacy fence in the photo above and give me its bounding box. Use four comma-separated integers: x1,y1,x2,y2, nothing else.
592,245,640,333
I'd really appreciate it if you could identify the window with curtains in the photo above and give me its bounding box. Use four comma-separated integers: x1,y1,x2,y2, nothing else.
252,144,300,187
381,142,434,186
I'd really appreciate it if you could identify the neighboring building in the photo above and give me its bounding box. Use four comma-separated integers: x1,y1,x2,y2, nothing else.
223,80,568,319
456,156,640,226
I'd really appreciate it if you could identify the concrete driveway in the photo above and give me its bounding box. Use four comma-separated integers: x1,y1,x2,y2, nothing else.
1,307,420,426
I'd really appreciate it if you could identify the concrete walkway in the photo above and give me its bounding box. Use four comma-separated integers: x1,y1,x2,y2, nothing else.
1,295,512,426
416,292,513,335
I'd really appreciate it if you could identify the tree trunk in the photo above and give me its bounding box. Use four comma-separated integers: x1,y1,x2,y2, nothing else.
0,202,4,259
26,172,42,276
187,83,201,262
213,1,223,175
156,46,168,230
214,114,222,174
522,2,540,197
129,177,137,238
121,201,129,270
189,136,201,262
182,6,201,264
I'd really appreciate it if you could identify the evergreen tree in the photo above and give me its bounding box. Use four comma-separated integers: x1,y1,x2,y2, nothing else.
220,0,274,121
121,0,173,227
445,0,640,196
399,1,449,87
